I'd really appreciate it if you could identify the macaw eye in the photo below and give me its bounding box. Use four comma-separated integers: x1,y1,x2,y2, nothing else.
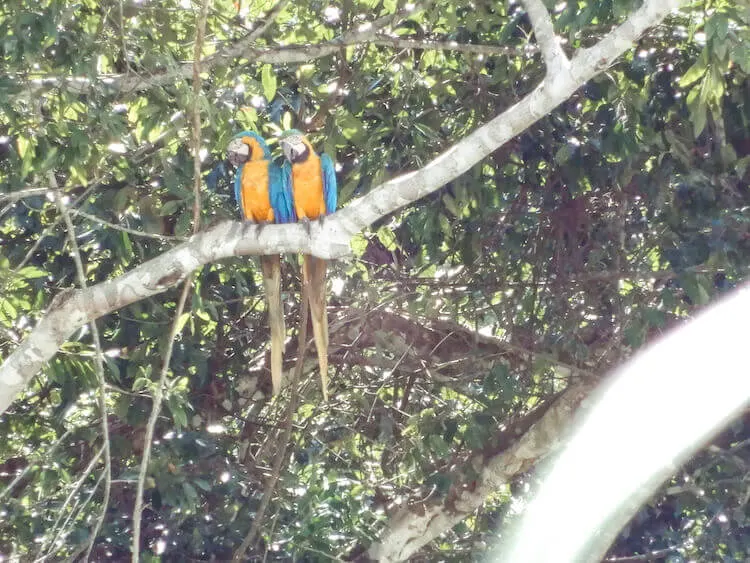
281,143,294,161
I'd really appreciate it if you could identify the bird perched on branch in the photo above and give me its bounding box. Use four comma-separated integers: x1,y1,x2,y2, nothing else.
227,130,294,396
279,129,338,400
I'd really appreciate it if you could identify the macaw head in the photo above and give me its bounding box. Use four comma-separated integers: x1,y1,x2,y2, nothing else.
279,129,313,164
227,130,271,166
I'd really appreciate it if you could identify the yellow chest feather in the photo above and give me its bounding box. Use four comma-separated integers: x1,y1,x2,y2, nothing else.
240,160,273,223
292,155,326,220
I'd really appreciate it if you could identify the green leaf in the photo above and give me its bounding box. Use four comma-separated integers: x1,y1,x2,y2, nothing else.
442,193,460,217
238,107,258,130
679,51,708,88
18,136,35,178
554,143,573,164
170,401,188,428
17,266,47,279
337,112,366,143
120,231,134,261
159,199,183,216
706,13,729,40
261,64,277,101
174,312,191,334
691,103,708,138
114,187,134,212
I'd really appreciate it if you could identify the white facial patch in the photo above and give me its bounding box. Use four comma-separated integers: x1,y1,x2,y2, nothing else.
283,134,304,146
281,135,306,161
227,138,250,165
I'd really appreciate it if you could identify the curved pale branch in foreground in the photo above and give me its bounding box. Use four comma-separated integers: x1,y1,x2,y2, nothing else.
498,284,750,562
365,379,597,562
366,283,750,562
0,0,685,425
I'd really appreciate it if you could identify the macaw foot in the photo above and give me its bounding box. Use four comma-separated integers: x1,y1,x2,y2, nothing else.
301,217,312,236
317,215,326,227
255,221,271,237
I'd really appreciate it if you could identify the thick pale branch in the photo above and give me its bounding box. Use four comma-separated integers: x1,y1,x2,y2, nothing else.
369,282,749,562
521,0,569,72
0,0,686,422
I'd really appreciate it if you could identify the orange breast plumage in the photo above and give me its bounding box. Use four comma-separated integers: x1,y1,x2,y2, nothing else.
240,161,274,223
291,154,326,220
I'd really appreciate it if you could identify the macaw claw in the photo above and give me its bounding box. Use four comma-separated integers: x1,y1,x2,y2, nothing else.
301,217,312,236
255,221,270,237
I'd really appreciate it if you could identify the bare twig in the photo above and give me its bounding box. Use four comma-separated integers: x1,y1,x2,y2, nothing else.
605,545,682,562
46,170,112,562
190,1,209,232
0,428,73,502
0,186,55,204
17,34,530,103
370,37,535,57
71,208,187,242
35,446,105,561
12,182,99,273
23,3,427,96
249,0,289,39
130,282,193,562
49,469,107,562
232,278,310,561
131,1,210,559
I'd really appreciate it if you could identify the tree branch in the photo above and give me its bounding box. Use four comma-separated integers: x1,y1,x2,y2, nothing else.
521,0,569,73
370,37,535,57
0,0,687,418
26,3,426,96
605,547,682,562
232,278,309,561
497,283,750,562
48,175,113,563
21,35,529,101
35,446,105,560
131,0,210,559
71,208,187,242
0,186,54,204
365,380,596,561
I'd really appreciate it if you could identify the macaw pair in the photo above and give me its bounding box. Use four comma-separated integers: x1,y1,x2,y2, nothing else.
226,130,337,400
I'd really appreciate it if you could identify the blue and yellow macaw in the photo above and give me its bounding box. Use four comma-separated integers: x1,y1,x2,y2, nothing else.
278,129,337,400
227,131,294,396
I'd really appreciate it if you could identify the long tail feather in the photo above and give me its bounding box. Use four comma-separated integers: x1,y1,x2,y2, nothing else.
261,255,285,395
303,255,329,400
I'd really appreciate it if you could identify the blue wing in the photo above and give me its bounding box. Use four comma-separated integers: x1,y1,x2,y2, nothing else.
234,164,244,219
269,161,296,224
320,153,338,215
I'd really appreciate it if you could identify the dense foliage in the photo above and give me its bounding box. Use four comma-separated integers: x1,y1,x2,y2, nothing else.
1,0,749,560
